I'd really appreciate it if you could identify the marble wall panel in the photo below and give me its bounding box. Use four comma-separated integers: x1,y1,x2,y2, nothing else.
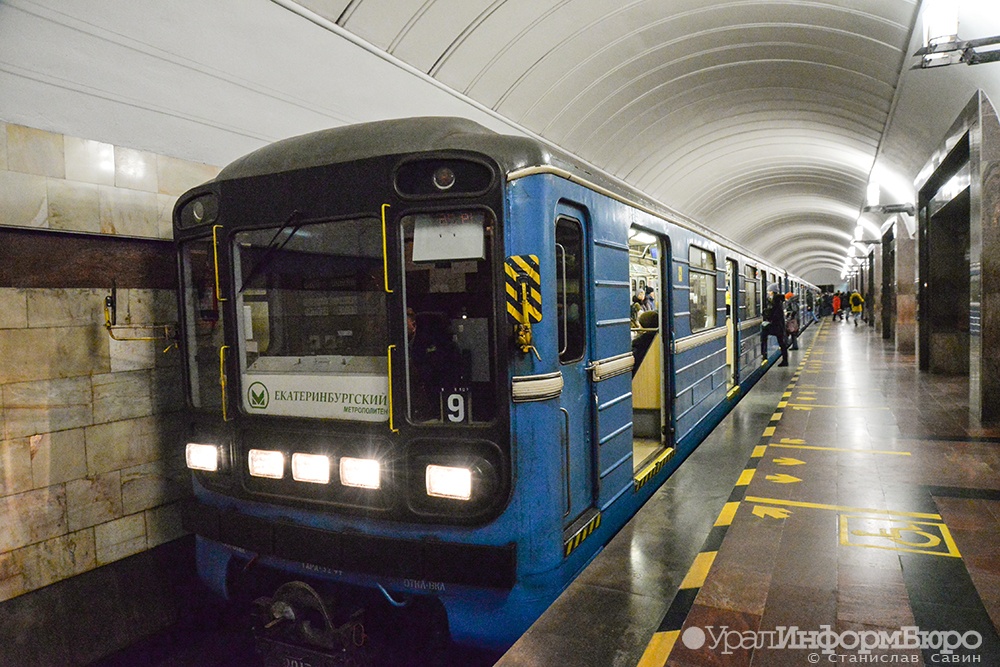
0,170,48,227
92,370,153,424
47,179,101,233
157,155,218,196
151,365,185,413
121,456,188,515
0,486,67,552
98,186,160,237
0,326,109,386
94,514,146,565
0,290,28,329
0,546,26,602
19,529,96,594
2,377,93,440
115,147,158,193
85,415,174,476
0,121,7,170
64,137,115,187
6,125,64,178
66,471,123,532
157,193,176,240
0,438,32,497
25,288,105,329
29,429,88,489
145,502,185,550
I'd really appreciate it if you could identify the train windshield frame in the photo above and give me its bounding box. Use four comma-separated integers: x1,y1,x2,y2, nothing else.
231,216,391,422
400,208,498,425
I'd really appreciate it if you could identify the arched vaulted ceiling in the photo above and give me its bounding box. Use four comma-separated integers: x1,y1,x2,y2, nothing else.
305,0,920,284
4,1,1000,286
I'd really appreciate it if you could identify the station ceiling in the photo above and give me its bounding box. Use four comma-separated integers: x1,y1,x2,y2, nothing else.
3,0,1000,285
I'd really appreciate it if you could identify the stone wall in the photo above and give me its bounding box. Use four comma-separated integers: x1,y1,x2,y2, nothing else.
0,121,219,603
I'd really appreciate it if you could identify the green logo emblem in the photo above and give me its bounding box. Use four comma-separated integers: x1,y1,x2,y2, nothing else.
247,382,269,409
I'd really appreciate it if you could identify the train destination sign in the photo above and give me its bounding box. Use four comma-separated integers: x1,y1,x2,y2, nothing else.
243,373,389,422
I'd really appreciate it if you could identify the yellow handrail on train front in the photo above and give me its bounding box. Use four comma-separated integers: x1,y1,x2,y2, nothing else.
219,345,230,421
212,224,227,302
381,204,393,294
387,344,398,433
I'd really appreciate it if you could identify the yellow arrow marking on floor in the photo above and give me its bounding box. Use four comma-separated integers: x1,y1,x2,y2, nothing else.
745,496,941,520
774,457,805,466
780,438,806,444
770,443,911,456
786,404,891,410
753,506,792,519
795,396,817,402
766,473,801,484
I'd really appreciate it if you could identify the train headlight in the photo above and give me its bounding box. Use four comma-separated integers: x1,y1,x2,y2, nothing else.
340,457,381,489
291,453,330,484
425,465,473,501
185,443,219,472
248,449,285,479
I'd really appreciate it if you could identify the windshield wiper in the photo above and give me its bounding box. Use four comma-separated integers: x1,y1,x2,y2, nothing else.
239,210,302,292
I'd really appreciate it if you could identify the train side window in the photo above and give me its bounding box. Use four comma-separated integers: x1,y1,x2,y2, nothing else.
556,217,586,363
180,238,225,410
745,265,759,318
688,245,717,332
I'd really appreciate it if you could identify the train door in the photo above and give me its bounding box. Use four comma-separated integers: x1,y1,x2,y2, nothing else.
725,258,738,389
629,228,673,471
555,214,595,527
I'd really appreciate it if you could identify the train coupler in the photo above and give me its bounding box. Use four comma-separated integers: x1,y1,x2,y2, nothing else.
252,580,371,667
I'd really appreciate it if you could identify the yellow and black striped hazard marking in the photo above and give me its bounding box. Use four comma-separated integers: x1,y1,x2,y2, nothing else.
636,322,821,666
634,447,675,492
505,255,541,323
563,511,601,558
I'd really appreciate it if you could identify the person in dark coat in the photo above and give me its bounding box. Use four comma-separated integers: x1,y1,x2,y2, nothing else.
761,284,789,366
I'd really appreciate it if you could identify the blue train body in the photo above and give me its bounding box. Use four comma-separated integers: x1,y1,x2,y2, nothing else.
173,117,815,653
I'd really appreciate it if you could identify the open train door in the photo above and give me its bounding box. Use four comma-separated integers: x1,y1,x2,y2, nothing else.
725,258,739,389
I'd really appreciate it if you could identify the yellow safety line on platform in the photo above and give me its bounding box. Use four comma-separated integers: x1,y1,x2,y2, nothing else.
636,630,679,667
736,469,755,486
679,551,717,589
714,501,740,527
745,495,941,520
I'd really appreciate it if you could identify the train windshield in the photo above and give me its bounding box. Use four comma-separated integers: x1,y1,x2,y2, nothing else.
401,210,496,424
233,217,390,422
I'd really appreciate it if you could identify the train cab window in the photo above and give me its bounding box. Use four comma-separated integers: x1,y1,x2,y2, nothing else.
232,217,390,422
745,266,759,318
556,217,586,364
401,210,496,424
180,238,225,409
688,245,717,332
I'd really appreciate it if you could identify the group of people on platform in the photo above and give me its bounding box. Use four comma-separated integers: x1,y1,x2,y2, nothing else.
761,287,865,365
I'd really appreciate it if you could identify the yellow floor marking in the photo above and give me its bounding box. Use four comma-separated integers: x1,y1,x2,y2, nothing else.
769,443,911,456
679,551,717,589
636,630,679,667
715,501,740,526
745,495,941,520
751,445,767,458
771,412,783,421
765,473,801,484
762,426,776,437
785,403,891,410
773,457,805,466
752,505,792,519
840,515,961,558
777,401,788,408
736,469,755,486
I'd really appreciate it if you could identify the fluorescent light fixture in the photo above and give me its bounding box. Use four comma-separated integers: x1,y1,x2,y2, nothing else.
248,449,285,479
340,457,381,489
426,465,472,500
629,231,656,245
185,443,219,472
923,0,959,47
866,180,880,207
292,453,331,484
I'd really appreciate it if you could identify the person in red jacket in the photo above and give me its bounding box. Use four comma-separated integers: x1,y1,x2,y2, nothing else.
832,292,842,321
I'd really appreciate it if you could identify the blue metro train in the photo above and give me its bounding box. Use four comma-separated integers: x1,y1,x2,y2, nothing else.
174,117,815,657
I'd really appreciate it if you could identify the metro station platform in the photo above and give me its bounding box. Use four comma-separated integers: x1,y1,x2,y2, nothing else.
498,319,1000,666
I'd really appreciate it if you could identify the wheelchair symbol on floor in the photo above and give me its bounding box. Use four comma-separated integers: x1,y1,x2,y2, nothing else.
839,514,961,557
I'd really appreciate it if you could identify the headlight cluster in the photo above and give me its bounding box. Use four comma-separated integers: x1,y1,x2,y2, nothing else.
185,443,476,501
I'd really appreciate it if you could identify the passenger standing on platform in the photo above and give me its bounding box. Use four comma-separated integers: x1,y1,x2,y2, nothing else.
832,292,842,321
785,293,800,350
849,290,865,326
762,284,789,366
